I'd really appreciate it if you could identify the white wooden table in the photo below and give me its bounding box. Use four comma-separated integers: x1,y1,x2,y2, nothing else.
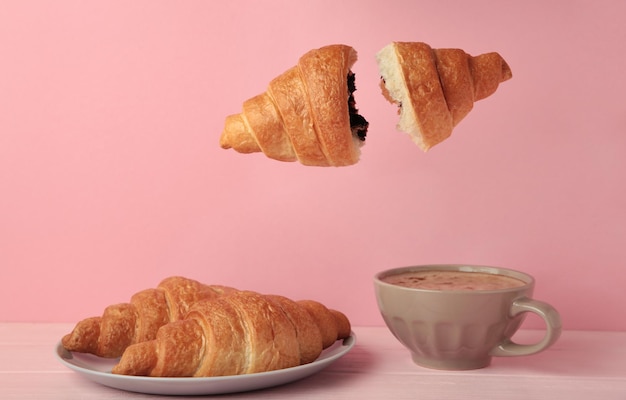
2,323,625,399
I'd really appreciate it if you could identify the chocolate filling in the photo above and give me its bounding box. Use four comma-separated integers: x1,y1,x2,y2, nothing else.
348,71,368,141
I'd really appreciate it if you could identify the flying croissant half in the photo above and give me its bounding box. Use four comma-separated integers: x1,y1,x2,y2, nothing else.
219,42,512,167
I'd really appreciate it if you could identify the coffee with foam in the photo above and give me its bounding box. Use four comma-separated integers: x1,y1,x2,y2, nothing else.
382,270,526,291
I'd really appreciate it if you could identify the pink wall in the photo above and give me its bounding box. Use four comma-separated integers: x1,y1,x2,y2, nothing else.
1,1,625,331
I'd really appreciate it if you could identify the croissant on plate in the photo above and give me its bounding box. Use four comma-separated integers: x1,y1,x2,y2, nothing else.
111,290,351,377
376,41,512,151
61,276,235,358
219,44,369,167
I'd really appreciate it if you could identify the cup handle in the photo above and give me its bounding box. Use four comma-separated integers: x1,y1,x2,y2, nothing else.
490,297,562,357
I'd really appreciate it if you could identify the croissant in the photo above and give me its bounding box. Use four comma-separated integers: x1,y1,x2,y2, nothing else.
376,41,512,151
61,276,235,358
219,44,369,167
111,291,351,377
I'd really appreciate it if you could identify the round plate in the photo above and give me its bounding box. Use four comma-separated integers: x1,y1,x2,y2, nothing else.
55,333,355,395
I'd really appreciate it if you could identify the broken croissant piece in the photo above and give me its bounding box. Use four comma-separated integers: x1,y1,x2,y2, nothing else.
61,276,235,358
111,291,351,377
219,44,369,167
376,41,512,151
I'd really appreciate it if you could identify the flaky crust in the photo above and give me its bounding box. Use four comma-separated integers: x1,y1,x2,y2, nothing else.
432,48,475,126
220,44,362,167
398,42,455,150
297,44,360,166
61,277,235,358
266,294,324,365
268,66,329,166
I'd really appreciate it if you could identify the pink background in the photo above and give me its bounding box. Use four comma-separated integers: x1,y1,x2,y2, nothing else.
1,1,625,331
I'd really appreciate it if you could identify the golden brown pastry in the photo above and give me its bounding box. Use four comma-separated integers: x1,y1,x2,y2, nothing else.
111,291,351,377
376,41,512,151
219,44,369,167
61,276,235,358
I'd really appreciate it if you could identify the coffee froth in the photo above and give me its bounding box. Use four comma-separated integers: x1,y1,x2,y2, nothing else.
381,270,526,291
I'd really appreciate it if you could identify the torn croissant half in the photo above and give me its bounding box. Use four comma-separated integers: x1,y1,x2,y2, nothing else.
219,44,369,167
376,41,513,151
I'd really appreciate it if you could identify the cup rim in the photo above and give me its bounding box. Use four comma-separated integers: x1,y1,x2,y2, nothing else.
373,264,535,293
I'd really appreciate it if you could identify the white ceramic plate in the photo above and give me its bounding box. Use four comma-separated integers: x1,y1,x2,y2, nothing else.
55,332,355,395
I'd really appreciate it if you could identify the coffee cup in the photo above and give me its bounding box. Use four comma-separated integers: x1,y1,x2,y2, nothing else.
374,264,562,370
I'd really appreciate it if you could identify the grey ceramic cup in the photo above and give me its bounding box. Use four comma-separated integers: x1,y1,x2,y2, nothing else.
374,264,562,370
